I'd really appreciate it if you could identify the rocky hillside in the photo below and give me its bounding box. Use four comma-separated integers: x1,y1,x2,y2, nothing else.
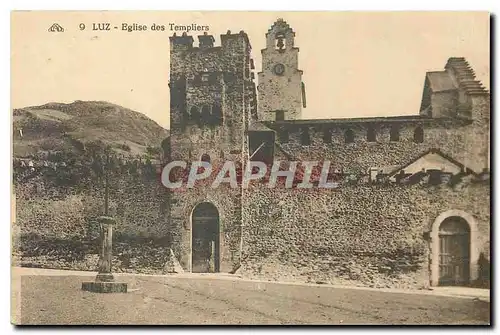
13,101,169,157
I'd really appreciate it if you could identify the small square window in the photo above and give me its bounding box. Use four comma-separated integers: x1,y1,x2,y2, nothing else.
275,111,285,121
201,74,210,82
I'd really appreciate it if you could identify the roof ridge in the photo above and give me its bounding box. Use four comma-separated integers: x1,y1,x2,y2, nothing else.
387,148,476,177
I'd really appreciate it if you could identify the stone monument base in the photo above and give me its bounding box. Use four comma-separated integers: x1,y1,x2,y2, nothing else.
81,281,128,293
95,272,115,282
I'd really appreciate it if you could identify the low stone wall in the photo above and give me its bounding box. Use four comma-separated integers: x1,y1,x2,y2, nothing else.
13,170,171,273
12,234,172,274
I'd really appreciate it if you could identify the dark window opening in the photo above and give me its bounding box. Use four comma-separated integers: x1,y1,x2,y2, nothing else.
275,111,285,121
427,169,442,185
189,106,200,124
414,126,424,143
279,130,289,143
275,33,286,51
323,129,332,144
201,154,211,163
212,103,223,125
345,129,354,143
301,128,311,146
390,125,400,142
367,127,376,142
249,131,275,165
201,105,211,125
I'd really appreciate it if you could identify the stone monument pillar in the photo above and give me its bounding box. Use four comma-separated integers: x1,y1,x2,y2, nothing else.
82,216,127,293
95,216,116,282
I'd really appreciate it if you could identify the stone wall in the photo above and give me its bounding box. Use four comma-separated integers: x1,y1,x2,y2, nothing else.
13,167,170,273
168,31,254,273
240,181,490,289
263,79,489,176
168,183,243,273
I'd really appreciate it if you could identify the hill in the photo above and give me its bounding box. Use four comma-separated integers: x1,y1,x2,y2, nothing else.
13,101,169,158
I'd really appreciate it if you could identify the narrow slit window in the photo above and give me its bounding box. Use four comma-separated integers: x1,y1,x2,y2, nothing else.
390,125,400,142
367,127,376,142
414,126,424,143
279,130,289,143
201,105,211,125
190,106,200,123
323,129,332,144
345,129,354,143
301,128,311,145
212,103,223,125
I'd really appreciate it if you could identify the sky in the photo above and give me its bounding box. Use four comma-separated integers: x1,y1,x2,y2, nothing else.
11,11,490,129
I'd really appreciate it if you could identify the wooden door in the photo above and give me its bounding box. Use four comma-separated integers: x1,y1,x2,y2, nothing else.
438,217,470,286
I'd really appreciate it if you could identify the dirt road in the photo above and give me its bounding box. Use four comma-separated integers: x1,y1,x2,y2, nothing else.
12,271,490,325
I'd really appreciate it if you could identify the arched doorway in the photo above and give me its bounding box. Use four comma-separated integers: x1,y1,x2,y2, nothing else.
430,210,478,287
438,216,471,286
191,202,220,273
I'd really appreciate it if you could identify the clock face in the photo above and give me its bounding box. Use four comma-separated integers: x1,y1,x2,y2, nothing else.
273,63,285,76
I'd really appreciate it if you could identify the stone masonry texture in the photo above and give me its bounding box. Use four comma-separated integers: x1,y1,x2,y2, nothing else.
240,182,490,289
165,20,490,289
13,20,490,290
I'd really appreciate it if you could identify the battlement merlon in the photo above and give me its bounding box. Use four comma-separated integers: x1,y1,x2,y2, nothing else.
198,32,215,49
169,32,195,50
220,30,252,52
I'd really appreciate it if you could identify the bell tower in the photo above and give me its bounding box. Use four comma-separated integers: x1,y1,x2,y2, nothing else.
257,18,306,121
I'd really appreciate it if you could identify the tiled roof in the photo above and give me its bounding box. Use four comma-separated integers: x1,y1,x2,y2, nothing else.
426,72,457,92
249,121,273,132
386,148,476,177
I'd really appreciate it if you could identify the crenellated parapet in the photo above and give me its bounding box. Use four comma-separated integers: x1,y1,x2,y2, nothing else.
262,116,470,148
220,30,251,51
169,32,195,50
169,30,251,52
169,29,256,133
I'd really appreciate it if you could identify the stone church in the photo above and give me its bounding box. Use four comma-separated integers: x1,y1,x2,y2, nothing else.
165,19,490,288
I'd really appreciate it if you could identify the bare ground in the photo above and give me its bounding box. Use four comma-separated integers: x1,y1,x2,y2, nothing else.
13,273,490,325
